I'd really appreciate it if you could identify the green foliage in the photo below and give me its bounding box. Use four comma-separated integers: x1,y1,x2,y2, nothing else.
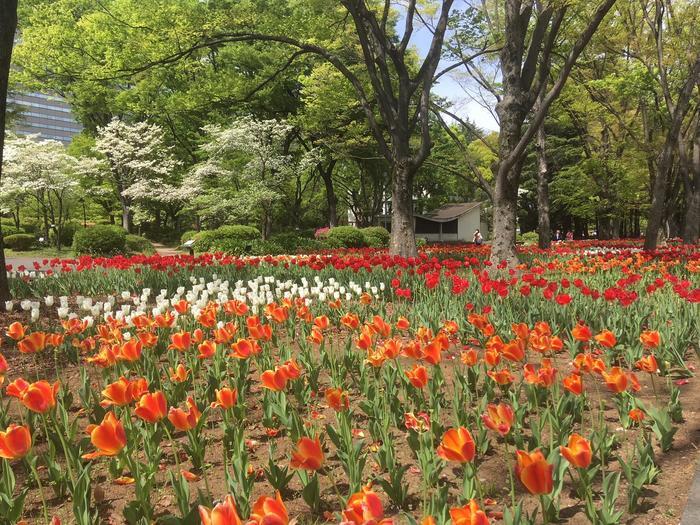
73,225,127,256
4,234,36,251
326,226,366,248
58,222,82,247
517,231,539,245
269,232,321,253
195,225,261,252
361,226,390,248
180,230,199,245
126,235,156,255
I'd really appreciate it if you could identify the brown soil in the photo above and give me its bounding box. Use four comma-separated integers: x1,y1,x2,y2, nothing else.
1,309,699,525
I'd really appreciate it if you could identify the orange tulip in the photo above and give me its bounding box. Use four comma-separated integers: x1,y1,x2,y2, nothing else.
6,377,29,398
501,340,525,362
602,367,628,393
198,340,217,359
82,412,127,459
629,408,645,423
223,299,249,317
325,387,349,412
313,315,329,330
211,387,238,410
0,352,7,378
594,330,617,348
169,364,190,383
230,338,260,359
0,424,32,459
461,348,478,367
101,376,133,407
169,331,192,351
437,427,476,463
118,339,143,362
639,330,660,349
17,332,48,354
449,499,490,525
405,364,429,389
635,354,658,374
168,397,201,431
481,403,514,437
261,368,288,391
342,485,389,525
512,322,529,341
249,491,288,525
6,322,26,340
290,436,324,470
571,324,592,342
198,495,242,525
340,313,360,330
484,348,501,367
21,380,59,414
562,373,583,395
523,359,556,388
134,391,168,423
515,449,553,495
396,316,410,331
487,369,515,385
559,433,592,469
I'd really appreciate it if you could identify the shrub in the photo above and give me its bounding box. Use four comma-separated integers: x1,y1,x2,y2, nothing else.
180,230,199,245
314,227,330,239
195,225,260,252
416,237,427,248
0,225,25,237
326,226,366,248
73,225,127,256
518,231,539,245
270,232,322,253
57,222,81,247
208,238,284,256
4,234,35,251
126,234,156,255
361,226,390,248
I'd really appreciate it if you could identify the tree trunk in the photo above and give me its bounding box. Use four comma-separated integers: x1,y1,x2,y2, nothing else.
389,161,417,257
491,95,525,267
683,188,700,244
645,57,700,250
0,0,17,305
536,114,551,249
320,160,338,228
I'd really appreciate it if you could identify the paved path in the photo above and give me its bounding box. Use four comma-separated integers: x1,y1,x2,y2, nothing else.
681,459,700,525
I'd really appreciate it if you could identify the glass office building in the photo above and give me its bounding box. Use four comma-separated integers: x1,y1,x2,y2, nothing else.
8,92,82,144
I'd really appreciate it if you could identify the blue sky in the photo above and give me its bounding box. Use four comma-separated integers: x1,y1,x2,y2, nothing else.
398,2,499,132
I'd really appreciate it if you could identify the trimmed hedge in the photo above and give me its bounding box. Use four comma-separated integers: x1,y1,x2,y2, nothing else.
126,234,156,255
73,225,126,256
195,225,260,252
5,234,35,251
361,226,390,248
326,226,366,248
58,222,81,247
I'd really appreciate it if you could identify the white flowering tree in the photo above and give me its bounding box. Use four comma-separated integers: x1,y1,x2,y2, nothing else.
1,135,92,249
94,118,180,233
185,117,318,238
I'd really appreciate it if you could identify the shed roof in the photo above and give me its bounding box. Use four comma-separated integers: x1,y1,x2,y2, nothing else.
417,202,481,223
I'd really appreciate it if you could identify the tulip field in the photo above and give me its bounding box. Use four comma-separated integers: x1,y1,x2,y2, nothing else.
0,241,699,525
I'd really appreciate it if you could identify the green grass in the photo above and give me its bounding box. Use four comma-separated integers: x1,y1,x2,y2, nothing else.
4,247,75,259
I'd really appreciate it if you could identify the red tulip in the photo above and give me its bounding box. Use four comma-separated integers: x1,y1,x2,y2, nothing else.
325,387,350,411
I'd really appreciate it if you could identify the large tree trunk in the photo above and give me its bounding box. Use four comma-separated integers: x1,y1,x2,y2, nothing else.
684,188,700,243
681,116,700,244
536,112,551,249
389,161,418,258
319,160,338,228
645,57,700,250
491,93,526,266
0,0,17,305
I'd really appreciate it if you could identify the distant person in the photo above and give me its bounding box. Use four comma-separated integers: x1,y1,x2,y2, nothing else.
473,229,483,245
566,230,574,241
554,229,562,241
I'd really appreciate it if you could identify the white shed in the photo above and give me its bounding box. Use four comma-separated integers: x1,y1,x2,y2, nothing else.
414,202,487,242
